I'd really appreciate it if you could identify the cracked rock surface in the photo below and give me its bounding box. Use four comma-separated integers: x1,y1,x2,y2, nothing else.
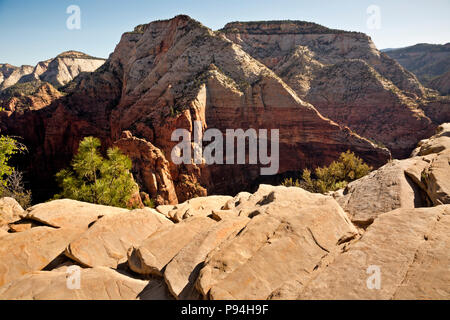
0,124,449,300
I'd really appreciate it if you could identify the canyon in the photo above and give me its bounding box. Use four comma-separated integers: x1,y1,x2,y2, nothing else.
0,14,449,301
0,15,449,206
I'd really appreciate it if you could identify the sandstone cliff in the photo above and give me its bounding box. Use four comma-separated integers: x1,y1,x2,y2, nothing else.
2,16,449,206
222,21,444,157
1,15,391,205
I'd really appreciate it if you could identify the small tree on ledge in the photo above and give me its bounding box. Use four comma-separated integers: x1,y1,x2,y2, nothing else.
54,136,137,208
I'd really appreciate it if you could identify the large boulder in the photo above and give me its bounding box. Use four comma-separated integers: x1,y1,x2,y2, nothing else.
421,151,450,205
392,212,450,299
411,123,450,157
295,205,450,300
23,199,128,230
196,185,358,300
336,123,450,224
164,216,250,299
0,197,24,229
128,216,217,276
335,158,430,226
0,267,150,300
65,208,172,268
410,123,450,206
0,226,82,287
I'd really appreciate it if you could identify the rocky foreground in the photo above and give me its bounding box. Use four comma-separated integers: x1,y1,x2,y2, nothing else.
0,124,449,300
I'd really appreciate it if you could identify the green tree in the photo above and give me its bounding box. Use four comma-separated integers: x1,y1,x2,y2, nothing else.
54,136,137,208
0,135,31,208
0,135,26,186
282,150,372,194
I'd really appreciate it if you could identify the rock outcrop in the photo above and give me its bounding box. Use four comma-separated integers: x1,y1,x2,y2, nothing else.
0,81,63,114
196,185,358,300
65,208,172,268
0,123,449,300
0,267,152,300
222,21,441,157
0,197,24,230
128,216,217,276
295,206,450,300
158,195,232,222
22,199,128,230
334,123,450,225
0,226,82,287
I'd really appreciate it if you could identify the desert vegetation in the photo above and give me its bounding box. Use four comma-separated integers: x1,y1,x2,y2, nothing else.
54,136,138,208
0,135,31,208
282,150,372,193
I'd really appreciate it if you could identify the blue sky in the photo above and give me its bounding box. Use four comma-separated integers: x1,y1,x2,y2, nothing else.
1,0,449,66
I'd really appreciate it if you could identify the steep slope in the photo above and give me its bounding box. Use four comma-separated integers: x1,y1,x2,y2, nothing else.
0,15,389,205
429,70,450,96
0,64,34,91
222,21,425,96
384,43,450,92
222,21,440,158
0,81,62,113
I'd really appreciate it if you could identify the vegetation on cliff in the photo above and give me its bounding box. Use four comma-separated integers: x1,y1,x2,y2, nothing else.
0,135,31,208
282,151,372,193
54,137,137,208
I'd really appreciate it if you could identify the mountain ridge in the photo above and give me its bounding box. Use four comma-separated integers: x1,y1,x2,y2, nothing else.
385,42,450,95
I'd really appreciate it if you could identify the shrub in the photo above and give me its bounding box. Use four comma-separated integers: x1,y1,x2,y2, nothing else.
282,150,372,193
0,135,26,185
0,135,31,208
280,177,301,187
0,170,32,208
54,137,137,208
143,197,155,208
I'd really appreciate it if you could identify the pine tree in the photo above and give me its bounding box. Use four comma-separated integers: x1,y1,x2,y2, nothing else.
55,137,137,208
